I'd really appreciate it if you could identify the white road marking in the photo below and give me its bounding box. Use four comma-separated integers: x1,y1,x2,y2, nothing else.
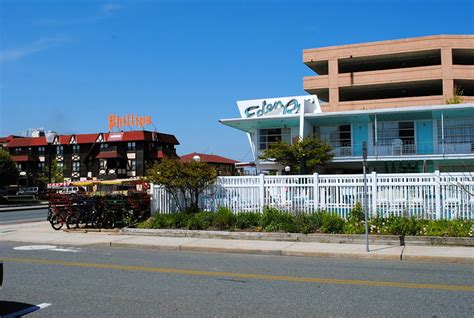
13,245,80,253
50,247,80,253
14,245,58,251
3,303,51,318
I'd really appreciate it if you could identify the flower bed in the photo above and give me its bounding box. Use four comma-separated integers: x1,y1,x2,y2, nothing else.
137,205,474,237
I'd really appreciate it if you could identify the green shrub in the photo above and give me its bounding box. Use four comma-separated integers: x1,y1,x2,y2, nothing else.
320,212,345,234
213,207,236,230
348,202,365,222
167,213,192,228
425,219,473,237
344,221,365,234
294,212,323,234
235,212,261,229
136,217,154,229
344,203,367,234
260,207,296,232
187,212,214,230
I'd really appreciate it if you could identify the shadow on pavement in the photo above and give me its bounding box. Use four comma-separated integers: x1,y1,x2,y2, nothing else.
0,300,42,317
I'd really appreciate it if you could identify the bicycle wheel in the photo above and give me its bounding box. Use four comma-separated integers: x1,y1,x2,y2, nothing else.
92,214,105,229
103,214,116,229
50,214,64,231
66,214,79,230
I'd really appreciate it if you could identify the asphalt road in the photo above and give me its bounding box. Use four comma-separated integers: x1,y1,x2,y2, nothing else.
1,241,473,317
0,208,48,225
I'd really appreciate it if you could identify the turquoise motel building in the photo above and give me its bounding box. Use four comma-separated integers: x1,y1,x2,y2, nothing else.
220,95,474,174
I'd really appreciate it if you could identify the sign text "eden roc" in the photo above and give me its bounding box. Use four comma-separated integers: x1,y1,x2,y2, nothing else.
244,99,300,118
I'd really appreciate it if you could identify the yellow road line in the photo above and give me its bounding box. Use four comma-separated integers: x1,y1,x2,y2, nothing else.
3,257,474,292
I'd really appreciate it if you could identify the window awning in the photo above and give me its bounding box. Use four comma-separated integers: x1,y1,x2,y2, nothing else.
96,151,125,159
11,155,37,162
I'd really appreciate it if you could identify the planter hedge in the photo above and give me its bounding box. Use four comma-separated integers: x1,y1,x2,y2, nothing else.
137,206,474,238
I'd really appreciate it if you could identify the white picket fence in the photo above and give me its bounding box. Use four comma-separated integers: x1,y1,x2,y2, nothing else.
151,171,474,220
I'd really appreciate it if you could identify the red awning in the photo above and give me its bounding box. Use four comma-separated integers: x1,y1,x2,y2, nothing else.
96,151,124,159
11,155,38,162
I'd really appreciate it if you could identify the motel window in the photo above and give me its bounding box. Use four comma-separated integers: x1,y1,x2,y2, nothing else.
72,144,80,154
259,128,291,151
38,162,45,171
56,145,64,155
100,143,109,150
99,160,107,169
57,162,64,170
13,148,21,155
72,161,80,172
127,142,136,152
38,146,45,155
127,159,136,171
438,118,474,144
320,125,352,148
375,121,415,146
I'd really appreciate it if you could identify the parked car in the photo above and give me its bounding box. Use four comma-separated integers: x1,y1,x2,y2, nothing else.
58,186,86,195
17,187,39,196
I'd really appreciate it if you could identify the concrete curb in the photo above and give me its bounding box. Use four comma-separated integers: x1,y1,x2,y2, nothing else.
121,227,474,247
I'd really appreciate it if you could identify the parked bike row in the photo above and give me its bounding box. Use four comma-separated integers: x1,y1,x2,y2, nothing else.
47,192,150,231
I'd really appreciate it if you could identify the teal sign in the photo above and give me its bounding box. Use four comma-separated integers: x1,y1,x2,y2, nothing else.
245,99,300,118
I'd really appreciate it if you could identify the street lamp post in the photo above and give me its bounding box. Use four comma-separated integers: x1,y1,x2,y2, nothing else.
45,131,57,187
300,153,307,175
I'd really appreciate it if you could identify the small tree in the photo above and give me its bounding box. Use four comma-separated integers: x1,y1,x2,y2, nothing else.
147,158,217,212
446,86,464,104
37,159,64,187
259,137,333,174
0,148,18,186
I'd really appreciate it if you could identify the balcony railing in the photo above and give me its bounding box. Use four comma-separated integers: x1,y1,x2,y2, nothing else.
332,141,474,158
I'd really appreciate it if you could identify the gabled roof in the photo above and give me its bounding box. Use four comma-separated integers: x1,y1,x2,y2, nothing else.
5,130,180,147
0,135,19,143
154,132,180,145
180,152,238,165
76,133,100,144
7,136,48,147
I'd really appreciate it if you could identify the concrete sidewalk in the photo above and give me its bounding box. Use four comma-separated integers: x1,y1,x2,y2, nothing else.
0,222,472,264
0,204,48,212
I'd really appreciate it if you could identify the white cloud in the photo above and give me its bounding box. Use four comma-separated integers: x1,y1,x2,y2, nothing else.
0,36,69,63
102,3,124,14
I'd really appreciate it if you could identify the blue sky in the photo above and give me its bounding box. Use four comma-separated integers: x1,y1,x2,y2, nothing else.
1,0,473,161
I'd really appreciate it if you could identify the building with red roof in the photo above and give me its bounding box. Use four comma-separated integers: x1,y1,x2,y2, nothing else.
180,152,238,176
1,130,179,185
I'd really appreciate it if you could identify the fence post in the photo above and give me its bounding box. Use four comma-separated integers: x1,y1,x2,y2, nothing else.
371,172,377,217
434,170,441,219
149,183,155,214
259,174,265,213
313,172,319,211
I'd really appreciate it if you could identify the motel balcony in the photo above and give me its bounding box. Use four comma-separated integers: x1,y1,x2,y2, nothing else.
331,140,474,159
